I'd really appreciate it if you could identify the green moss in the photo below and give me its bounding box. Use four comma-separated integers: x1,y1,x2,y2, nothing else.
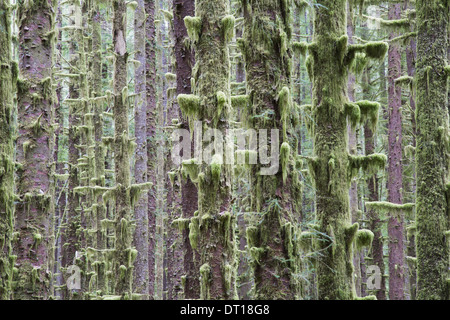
365,201,415,219
210,154,222,184
355,100,380,131
364,42,389,60
231,95,248,110
188,215,200,250
222,15,235,43
280,142,291,183
181,158,199,183
348,153,386,179
345,102,361,130
199,263,211,300
178,94,201,130
292,41,308,57
184,16,202,44
165,72,176,82
355,229,374,251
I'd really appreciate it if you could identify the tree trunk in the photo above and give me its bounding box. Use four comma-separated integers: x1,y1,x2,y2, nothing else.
14,0,55,300
387,3,405,301
241,0,299,300
311,0,355,300
133,0,150,299
415,0,449,300
145,0,157,300
0,0,15,300
173,0,200,300
112,0,133,298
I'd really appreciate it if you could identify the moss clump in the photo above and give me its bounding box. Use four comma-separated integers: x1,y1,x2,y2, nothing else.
395,75,414,92
210,154,222,184
355,100,380,131
178,94,201,129
365,201,415,219
355,229,374,251
280,142,291,183
221,15,235,43
199,263,211,300
292,41,308,57
188,215,200,250
348,153,387,179
165,72,176,82
184,16,202,44
181,158,199,183
231,95,248,110
345,102,361,130
347,42,388,65
364,42,389,60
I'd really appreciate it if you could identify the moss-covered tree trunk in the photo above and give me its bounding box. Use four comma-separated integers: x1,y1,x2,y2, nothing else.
308,0,387,300
61,2,85,299
14,0,56,300
364,68,386,301
311,0,354,300
386,3,405,301
415,0,449,300
132,0,150,299
89,0,107,296
240,0,300,300
145,0,157,300
179,0,236,300
112,0,134,298
173,0,200,300
0,0,16,300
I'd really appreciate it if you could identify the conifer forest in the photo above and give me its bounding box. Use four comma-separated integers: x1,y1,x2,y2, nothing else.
1,0,450,302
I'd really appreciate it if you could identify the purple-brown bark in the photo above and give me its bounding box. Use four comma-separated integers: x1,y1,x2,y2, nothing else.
387,3,405,301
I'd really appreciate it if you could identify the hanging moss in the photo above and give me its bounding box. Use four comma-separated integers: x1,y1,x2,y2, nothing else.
345,102,361,130
348,153,387,179
355,100,380,131
395,75,414,92
184,16,202,44
292,41,308,57
181,158,199,183
355,229,374,251
210,154,222,184
199,263,211,300
221,15,235,43
365,201,415,220
280,142,291,183
188,215,200,250
231,95,248,110
165,72,176,82
178,94,201,119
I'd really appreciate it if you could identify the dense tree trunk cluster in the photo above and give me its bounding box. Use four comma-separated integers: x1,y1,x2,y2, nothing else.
0,0,448,300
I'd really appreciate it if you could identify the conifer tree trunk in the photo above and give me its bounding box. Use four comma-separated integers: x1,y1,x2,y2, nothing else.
133,0,150,299
415,0,449,300
145,0,157,300
240,0,299,300
0,0,16,300
62,2,85,299
311,0,354,300
112,0,134,298
178,0,236,300
14,0,55,300
387,3,405,301
364,68,386,301
173,0,200,300
89,0,107,296
309,0,387,300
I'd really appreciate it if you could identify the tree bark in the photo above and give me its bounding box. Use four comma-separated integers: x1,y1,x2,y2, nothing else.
415,0,449,300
